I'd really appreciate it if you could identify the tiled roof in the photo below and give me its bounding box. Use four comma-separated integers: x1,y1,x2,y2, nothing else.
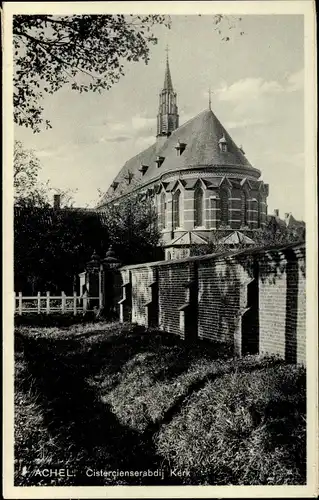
266,215,287,229
218,231,255,245
165,231,209,247
98,108,260,206
266,214,305,232
202,177,221,188
285,213,305,229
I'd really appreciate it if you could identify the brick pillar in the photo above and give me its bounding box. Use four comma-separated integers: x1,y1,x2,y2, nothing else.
119,277,132,323
178,262,198,344
86,251,101,309
101,246,121,319
145,268,159,328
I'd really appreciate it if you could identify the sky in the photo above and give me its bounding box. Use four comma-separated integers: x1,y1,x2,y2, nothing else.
14,14,305,219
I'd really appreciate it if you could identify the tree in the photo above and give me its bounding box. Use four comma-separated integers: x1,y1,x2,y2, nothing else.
13,14,170,132
99,194,162,265
14,140,41,204
212,15,245,42
14,140,77,207
14,206,110,294
14,191,162,293
13,14,245,133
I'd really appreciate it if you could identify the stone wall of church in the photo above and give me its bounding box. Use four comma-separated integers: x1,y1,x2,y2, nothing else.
155,175,268,242
118,243,306,365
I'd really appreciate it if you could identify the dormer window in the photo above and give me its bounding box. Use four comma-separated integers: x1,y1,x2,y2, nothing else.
175,140,186,156
218,135,228,153
155,156,165,167
239,145,245,155
124,171,134,184
111,181,119,190
138,164,149,176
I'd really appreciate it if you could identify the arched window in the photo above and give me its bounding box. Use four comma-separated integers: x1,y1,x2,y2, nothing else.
172,189,181,229
241,191,248,226
160,192,166,228
194,186,204,227
220,189,229,225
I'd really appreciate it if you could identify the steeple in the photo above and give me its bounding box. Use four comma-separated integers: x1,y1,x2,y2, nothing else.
157,47,179,139
163,47,173,91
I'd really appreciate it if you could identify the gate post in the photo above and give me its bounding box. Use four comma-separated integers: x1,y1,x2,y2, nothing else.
101,246,121,319
86,250,101,310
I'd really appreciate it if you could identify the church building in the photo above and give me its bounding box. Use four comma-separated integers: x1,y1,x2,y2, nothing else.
97,53,269,260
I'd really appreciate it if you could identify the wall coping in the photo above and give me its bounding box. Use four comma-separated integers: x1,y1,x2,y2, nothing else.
119,241,305,271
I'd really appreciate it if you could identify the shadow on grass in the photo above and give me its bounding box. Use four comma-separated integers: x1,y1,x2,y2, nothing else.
16,327,165,485
15,325,203,485
15,324,296,486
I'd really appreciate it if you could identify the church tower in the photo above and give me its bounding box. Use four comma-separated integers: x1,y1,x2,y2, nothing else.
156,49,179,139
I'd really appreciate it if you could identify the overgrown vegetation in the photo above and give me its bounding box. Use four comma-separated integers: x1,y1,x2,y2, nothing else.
15,323,306,486
14,196,161,294
14,141,162,294
14,206,109,294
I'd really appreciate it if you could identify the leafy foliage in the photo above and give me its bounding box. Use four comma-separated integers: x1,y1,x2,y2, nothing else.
14,206,110,294
99,194,162,265
13,15,170,131
212,14,245,42
13,14,246,132
14,140,77,208
191,224,305,257
14,193,162,293
14,140,41,205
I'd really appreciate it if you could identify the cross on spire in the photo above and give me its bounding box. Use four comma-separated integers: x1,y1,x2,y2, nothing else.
165,44,169,60
163,46,173,91
208,87,213,110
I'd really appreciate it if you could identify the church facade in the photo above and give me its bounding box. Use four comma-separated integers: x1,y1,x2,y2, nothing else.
97,54,269,260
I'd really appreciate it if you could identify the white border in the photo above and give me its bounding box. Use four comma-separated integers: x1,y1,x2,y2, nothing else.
3,1,318,498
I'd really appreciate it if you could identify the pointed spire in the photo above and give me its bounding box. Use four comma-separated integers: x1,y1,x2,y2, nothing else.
163,45,173,91
157,46,179,139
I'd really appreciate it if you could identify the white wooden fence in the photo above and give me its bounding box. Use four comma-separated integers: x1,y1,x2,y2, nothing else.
14,291,102,315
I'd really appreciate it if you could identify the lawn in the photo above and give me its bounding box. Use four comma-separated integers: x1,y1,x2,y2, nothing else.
14,321,306,486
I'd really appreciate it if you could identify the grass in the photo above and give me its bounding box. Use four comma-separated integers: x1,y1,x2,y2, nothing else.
14,321,306,486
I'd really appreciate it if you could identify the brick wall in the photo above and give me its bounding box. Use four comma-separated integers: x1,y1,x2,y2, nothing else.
119,242,306,364
197,258,251,344
131,266,154,325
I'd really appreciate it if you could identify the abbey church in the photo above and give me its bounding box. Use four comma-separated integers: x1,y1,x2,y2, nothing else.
97,53,270,260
